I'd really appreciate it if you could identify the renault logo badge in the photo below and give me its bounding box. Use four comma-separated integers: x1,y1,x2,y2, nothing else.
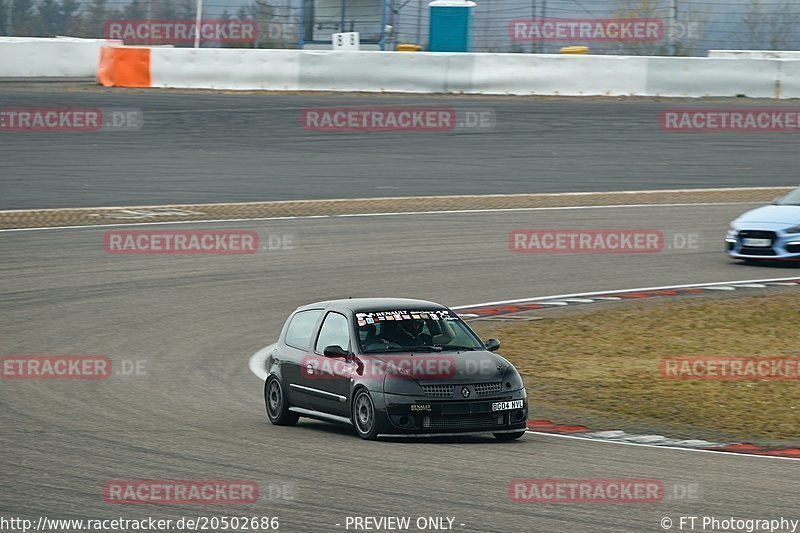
461,386,470,398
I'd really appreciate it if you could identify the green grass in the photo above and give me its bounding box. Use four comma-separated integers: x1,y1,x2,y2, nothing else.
472,293,800,442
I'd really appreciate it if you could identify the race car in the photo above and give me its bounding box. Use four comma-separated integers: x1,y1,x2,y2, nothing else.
726,185,800,261
263,298,528,440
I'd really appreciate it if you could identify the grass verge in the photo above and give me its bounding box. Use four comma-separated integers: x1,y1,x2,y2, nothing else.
472,293,800,442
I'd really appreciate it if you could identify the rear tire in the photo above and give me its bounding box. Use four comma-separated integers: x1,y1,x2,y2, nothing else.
494,431,526,441
265,376,299,426
352,389,379,440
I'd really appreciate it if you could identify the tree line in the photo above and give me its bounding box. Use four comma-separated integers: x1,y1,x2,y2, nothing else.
0,0,294,47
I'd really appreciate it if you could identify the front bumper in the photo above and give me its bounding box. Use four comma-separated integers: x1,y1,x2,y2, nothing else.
375,389,528,436
725,229,800,260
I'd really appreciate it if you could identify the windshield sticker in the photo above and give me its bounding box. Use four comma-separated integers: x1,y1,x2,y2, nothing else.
356,310,456,323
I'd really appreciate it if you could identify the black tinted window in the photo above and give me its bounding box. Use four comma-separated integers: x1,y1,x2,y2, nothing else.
284,309,323,349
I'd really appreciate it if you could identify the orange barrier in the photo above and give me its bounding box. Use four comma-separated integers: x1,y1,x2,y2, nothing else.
97,47,151,88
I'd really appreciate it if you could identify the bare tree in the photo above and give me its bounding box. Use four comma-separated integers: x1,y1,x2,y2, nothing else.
740,0,800,50
611,0,707,56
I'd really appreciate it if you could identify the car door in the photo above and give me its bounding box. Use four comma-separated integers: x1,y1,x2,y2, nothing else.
295,309,353,417
278,308,324,409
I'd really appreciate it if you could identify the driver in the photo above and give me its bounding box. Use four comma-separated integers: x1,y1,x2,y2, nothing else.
381,319,430,347
381,317,455,347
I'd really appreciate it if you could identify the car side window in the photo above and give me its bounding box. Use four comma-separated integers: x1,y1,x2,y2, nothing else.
284,309,323,350
315,312,350,353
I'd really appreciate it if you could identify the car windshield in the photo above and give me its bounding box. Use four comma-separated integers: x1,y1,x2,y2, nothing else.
774,186,800,206
355,309,484,353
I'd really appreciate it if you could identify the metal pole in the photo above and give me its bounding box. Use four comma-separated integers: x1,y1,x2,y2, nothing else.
540,0,546,54
530,0,535,53
415,0,421,45
6,0,13,36
670,0,678,55
194,0,203,48
298,0,305,49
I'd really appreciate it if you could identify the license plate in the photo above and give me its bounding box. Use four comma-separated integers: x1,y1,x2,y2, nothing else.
742,237,772,247
492,400,523,411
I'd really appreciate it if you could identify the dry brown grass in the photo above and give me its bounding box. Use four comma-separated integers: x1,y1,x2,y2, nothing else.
472,293,800,442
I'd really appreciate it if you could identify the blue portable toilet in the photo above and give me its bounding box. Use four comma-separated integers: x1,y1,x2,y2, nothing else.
428,0,476,52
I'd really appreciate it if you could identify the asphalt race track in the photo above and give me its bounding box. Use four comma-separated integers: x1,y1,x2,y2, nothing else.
2,86,799,532
0,84,797,209
2,203,799,532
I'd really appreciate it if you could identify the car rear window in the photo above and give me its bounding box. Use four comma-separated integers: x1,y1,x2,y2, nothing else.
284,309,323,350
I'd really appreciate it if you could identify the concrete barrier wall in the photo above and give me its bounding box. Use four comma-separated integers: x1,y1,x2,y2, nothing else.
99,46,800,98
646,57,781,98
710,50,800,60
778,60,800,99
0,37,122,77
470,54,649,96
150,48,301,90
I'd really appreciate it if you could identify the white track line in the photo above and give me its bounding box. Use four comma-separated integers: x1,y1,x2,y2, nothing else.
248,278,800,459
452,277,800,310
248,343,274,382
0,201,764,233
525,431,800,462
0,186,790,215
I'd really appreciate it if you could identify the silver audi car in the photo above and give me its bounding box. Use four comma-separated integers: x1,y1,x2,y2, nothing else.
726,185,800,261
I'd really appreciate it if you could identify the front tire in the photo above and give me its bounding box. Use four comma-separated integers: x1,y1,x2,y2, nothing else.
494,431,526,441
352,389,379,440
265,376,298,426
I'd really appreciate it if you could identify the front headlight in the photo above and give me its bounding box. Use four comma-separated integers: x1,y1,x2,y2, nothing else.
383,373,424,396
501,367,526,393
784,224,800,234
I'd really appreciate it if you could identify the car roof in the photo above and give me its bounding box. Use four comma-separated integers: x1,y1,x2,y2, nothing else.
296,297,448,313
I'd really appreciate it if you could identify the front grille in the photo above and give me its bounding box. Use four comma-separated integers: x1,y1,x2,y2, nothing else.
738,230,777,240
421,384,454,398
786,243,800,254
422,413,505,430
738,230,777,256
740,247,777,256
473,382,502,396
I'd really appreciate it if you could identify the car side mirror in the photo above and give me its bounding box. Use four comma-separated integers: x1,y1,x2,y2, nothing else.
323,345,349,358
485,338,501,352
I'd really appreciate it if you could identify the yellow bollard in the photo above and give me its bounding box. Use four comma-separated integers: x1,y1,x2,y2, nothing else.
560,46,589,54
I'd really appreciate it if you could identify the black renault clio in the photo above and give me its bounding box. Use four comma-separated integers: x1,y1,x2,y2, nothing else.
264,298,528,440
